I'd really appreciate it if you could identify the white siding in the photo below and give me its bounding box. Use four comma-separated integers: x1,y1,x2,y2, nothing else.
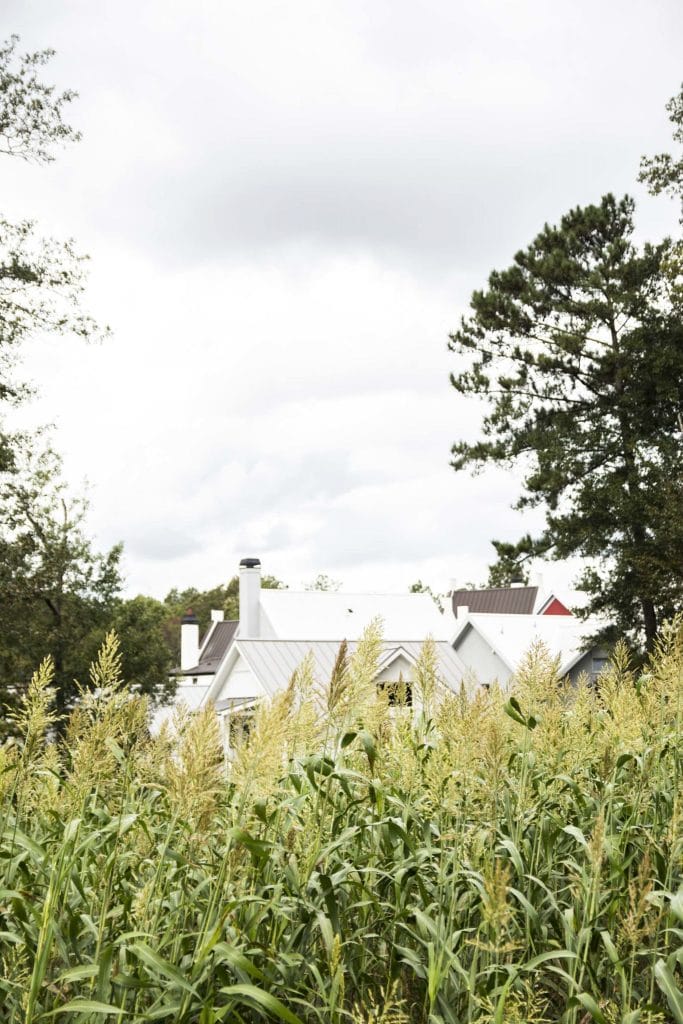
217,653,265,702
174,678,213,711
454,625,513,687
375,655,414,686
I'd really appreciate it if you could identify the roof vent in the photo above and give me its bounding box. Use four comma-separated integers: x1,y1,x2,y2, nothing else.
239,557,261,569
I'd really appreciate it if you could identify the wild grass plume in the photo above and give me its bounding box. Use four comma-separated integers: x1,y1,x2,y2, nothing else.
2,622,683,1022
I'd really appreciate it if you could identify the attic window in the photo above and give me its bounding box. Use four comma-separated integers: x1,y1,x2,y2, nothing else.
378,680,412,707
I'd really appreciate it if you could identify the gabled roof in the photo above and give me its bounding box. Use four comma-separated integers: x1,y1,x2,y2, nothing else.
209,639,467,707
536,595,572,616
452,586,538,616
452,613,603,678
259,590,450,641
180,620,238,676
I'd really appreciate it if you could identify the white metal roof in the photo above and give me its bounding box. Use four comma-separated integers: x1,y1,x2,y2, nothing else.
232,638,466,697
259,590,450,641
453,613,603,676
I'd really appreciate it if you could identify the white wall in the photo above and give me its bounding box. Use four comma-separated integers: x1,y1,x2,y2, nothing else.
454,625,513,687
216,653,265,702
174,676,213,711
567,646,609,685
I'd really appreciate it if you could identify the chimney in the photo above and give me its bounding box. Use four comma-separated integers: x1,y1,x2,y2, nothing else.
456,604,469,620
239,557,261,638
211,609,225,622
530,571,544,591
180,609,199,670
510,576,525,589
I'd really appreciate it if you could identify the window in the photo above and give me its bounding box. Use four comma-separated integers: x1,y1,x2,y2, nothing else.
591,656,609,684
377,679,412,707
229,710,254,748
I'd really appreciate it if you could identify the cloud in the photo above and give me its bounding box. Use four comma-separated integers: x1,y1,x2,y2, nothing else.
124,525,204,561
2,0,682,602
4,0,681,275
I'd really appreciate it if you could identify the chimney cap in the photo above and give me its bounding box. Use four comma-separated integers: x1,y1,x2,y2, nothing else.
239,557,261,569
181,609,198,624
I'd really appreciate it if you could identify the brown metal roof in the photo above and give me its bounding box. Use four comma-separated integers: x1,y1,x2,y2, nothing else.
180,620,238,676
451,586,538,616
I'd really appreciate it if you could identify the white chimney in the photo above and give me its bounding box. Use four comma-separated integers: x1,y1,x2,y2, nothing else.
180,610,199,670
456,604,469,620
211,609,225,622
239,557,261,638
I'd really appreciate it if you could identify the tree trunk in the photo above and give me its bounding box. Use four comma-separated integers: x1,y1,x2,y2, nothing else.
641,597,658,653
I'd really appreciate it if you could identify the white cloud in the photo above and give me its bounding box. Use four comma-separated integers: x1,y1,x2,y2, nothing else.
2,0,681,601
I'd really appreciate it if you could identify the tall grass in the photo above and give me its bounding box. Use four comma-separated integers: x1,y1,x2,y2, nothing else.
2,623,683,1022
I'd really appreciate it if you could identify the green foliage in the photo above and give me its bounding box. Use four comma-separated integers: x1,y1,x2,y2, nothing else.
449,192,683,649
3,624,683,1021
640,82,683,222
485,539,532,588
163,574,287,660
0,444,123,725
640,83,683,330
107,596,175,705
0,35,107,472
0,34,81,162
408,580,444,612
304,573,342,592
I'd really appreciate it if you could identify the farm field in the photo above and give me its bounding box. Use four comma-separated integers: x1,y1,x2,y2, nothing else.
2,625,683,1023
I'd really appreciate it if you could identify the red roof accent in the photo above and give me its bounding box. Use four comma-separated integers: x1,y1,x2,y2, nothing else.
541,597,572,616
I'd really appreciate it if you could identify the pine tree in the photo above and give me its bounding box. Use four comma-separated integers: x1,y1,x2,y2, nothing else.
449,193,683,649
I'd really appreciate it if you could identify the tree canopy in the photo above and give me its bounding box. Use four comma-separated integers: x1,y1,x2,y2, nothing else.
449,192,683,649
0,445,123,722
162,574,287,661
640,82,683,222
0,35,106,473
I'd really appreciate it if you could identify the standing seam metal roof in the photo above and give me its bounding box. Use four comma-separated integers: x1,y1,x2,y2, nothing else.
181,620,238,675
451,587,538,615
234,639,466,697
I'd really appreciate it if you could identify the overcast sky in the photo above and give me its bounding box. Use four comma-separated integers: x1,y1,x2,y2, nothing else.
2,0,681,598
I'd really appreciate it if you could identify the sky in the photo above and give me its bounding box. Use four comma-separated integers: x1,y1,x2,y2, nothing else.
1,0,681,599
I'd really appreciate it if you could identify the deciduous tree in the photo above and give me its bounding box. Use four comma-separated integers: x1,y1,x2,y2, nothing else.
0,35,106,472
107,596,175,705
0,444,122,721
163,574,287,662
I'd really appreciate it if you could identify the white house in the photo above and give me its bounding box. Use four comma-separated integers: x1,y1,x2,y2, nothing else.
202,637,468,750
452,611,609,687
169,557,460,720
163,560,609,738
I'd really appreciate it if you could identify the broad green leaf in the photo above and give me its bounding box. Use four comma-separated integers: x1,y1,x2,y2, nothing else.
655,958,683,1023
44,999,126,1016
574,992,608,1024
129,941,198,995
563,825,589,850
220,983,306,1024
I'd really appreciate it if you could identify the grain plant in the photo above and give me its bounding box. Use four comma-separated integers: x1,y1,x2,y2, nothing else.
2,621,683,1022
